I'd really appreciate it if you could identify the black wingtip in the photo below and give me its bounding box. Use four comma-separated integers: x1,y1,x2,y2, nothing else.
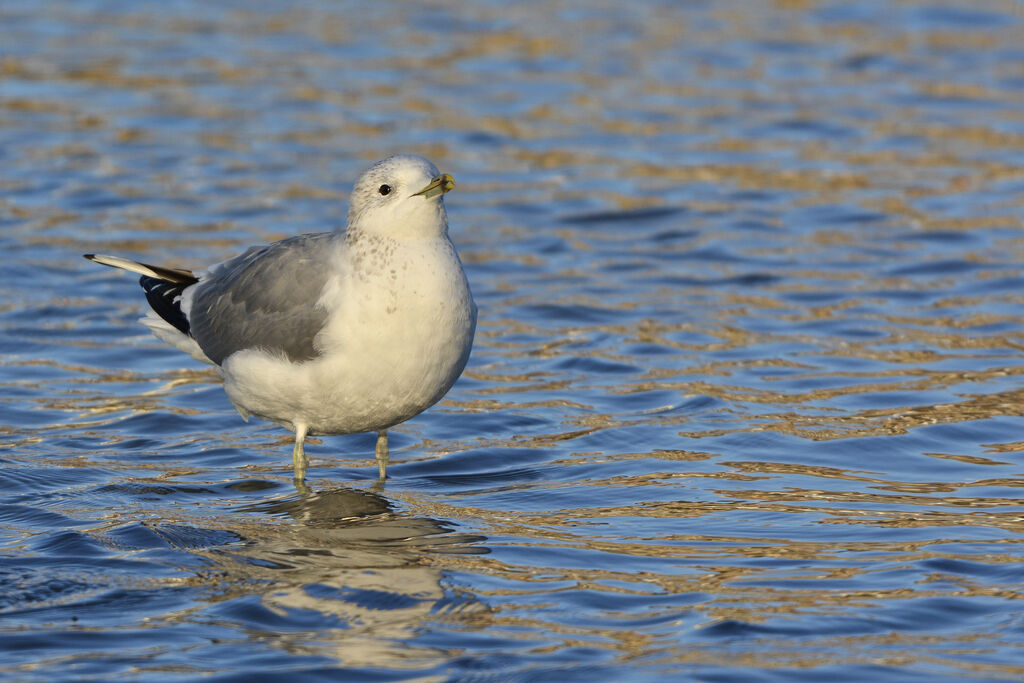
83,253,95,260
140,275,192,336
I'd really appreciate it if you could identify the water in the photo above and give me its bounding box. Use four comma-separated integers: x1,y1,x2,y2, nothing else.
2,0,1024,679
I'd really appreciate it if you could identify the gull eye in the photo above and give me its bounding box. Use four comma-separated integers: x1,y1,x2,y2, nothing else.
378,184,391,196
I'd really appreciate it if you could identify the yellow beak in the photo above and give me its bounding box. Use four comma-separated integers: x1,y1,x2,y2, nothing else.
413,173,456,199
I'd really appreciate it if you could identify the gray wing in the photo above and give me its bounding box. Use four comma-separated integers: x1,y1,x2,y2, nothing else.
187,232,338,365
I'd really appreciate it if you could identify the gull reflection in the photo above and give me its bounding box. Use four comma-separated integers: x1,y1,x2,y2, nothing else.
205,485,487,668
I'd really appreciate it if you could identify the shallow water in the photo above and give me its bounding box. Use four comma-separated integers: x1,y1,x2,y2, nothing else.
3,0,1024,679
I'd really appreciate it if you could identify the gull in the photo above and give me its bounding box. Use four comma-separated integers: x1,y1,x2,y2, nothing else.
85,155,476,482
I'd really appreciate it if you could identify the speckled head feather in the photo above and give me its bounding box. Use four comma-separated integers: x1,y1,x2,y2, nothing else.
346,155,450,238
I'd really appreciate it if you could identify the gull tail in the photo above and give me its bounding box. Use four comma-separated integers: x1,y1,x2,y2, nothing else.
84,253,201,347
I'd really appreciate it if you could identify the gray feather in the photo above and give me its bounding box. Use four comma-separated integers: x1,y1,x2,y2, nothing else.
188,233,337,365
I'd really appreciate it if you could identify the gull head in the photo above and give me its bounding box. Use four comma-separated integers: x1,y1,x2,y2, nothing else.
347,155,455,238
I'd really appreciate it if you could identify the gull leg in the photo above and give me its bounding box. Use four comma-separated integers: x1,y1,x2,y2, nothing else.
375,430,389,480
292,423,309,483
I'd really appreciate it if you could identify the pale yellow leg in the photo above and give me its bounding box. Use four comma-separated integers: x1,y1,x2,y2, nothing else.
292,423,309,482
375,430,389,480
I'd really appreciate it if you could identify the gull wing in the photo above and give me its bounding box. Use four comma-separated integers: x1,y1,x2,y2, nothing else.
187,233,338,365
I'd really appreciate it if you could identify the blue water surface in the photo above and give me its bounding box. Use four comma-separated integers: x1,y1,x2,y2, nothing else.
2,0,1023,680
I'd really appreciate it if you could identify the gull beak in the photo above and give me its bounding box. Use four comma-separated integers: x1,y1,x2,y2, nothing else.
413,173,456,199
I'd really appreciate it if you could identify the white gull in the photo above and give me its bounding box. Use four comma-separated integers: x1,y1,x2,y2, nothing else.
85,154,477,482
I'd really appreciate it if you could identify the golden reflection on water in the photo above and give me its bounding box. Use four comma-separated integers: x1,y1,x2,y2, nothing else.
184,487,487,669
3,0,1024,678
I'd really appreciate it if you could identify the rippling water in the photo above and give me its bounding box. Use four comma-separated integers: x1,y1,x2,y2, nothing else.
3,0,1024,679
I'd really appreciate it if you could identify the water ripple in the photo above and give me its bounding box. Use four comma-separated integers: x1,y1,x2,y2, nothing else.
3,0,1024,680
